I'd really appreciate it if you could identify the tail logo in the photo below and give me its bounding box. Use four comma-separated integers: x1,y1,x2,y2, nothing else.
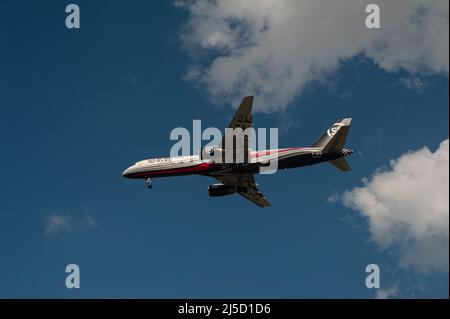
327,123,343,137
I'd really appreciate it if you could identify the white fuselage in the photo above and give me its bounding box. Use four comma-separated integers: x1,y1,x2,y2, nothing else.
121,147,348,179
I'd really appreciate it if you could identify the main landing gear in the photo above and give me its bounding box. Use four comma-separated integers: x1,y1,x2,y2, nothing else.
145,178,153,189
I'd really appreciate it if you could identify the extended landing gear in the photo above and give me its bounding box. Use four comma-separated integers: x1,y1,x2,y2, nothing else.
145,178,153,189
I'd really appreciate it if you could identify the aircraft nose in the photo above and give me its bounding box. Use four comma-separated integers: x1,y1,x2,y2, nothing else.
122,166,133,178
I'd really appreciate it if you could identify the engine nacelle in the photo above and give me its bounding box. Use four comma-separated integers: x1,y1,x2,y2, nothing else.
200,146,224,163
200,145,251,163
208,183,237,197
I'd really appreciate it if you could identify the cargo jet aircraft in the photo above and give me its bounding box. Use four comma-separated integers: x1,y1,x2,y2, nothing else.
122,96,353,207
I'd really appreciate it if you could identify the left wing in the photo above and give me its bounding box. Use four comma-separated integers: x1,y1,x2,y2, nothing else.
220,96,254,162
223,95,254,132
215,174,271,208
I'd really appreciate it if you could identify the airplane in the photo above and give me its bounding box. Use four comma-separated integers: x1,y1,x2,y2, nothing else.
122,96,353,207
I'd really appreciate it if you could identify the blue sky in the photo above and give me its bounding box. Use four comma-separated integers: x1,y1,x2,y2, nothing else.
0,1,448,298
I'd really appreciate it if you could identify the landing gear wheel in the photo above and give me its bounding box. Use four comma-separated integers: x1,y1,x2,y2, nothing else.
145,178,153,189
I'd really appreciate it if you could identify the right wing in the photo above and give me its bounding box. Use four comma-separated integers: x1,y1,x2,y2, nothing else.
215,174,271,208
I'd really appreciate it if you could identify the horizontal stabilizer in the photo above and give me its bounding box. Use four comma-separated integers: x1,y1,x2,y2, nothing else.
329,158,351,171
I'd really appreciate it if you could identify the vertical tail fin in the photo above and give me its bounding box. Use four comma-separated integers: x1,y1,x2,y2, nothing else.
312,118,353,172
311,118,352,152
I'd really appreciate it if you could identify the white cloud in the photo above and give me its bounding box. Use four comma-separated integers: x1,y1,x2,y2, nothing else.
342,139,449,273
399,76,425,92
375,282,399,299
327,193,340,203
45,213,96,236
177,0,449,111
45,214,72,235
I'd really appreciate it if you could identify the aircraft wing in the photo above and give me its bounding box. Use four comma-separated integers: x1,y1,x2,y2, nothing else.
225,95,253,131
215,174,271,208
221,96,253,145
220,95,254,161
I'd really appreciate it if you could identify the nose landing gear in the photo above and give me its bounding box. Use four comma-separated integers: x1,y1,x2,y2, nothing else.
145,178,153,189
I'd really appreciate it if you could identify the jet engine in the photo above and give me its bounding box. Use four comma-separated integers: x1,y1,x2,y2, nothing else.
208,183,237,197
200,146,224,163
200,145,251,164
